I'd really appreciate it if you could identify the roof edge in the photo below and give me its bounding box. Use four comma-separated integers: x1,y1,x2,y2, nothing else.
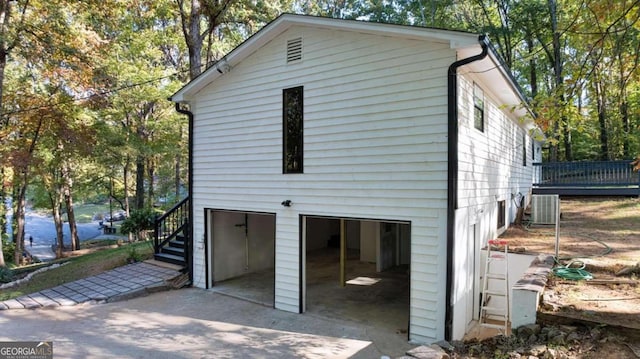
170,13,482,103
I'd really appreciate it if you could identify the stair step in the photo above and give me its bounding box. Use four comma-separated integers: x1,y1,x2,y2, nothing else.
154,252,185,266
483,290,507,297
162,246,184,256
169,239,185,248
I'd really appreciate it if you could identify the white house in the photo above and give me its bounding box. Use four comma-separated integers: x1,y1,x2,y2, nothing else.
170,14,542,344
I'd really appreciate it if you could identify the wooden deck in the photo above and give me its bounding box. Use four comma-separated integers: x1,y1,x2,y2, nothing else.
533,161,640,196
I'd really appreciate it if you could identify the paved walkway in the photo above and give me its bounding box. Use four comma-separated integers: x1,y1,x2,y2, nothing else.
0,261,182,310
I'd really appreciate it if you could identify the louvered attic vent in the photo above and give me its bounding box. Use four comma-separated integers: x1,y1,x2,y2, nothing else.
287,37,302,63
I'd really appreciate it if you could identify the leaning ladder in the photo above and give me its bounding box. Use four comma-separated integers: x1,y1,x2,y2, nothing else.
480,239,510,333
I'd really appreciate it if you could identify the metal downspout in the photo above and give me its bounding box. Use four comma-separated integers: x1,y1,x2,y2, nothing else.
175,102,196,286
445,35,489,341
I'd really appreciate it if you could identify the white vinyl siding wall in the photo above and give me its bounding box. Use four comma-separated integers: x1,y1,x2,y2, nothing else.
457,75,535,224
450,72,536,338
189,26,454,343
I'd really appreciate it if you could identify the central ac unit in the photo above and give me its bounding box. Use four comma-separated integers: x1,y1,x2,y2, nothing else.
531,194,559,225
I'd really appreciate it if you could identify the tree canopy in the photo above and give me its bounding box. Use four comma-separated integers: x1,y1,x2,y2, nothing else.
0,0,638,265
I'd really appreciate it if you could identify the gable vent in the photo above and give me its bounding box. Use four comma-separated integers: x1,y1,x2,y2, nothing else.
287,37,302,63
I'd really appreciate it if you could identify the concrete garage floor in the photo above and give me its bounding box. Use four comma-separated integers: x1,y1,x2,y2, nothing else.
211,248,410,340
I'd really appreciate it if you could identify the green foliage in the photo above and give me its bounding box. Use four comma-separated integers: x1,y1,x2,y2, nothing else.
120,208,158,237
2,239,15,266
125,245,145,263
0,266,14,283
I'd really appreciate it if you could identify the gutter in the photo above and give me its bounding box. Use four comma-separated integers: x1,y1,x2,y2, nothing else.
445,34,489,341
174,102,196,286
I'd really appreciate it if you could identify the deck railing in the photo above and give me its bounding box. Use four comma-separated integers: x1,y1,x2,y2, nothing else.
533,160,640,187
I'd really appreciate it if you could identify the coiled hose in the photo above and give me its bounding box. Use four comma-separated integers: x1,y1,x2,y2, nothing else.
523,220,612,281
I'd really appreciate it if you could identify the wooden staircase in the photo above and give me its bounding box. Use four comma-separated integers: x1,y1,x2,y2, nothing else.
153,197,191,280
155,234,187,266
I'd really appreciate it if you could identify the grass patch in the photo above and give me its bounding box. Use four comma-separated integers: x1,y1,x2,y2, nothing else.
81,238,120,248
0,241,153,301
64,203,112,223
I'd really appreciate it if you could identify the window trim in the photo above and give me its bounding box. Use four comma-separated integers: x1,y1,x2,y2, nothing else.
283,86,304,174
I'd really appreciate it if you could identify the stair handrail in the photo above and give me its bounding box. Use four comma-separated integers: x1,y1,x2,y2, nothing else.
154,197,189,254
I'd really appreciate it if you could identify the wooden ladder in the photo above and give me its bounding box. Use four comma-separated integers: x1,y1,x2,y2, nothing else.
480,239,510,333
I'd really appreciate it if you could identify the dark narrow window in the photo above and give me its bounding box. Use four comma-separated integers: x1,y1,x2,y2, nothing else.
283,86,303,173
522,132,527,166
531,139,535,161
497,200,506,229
473,83,484,132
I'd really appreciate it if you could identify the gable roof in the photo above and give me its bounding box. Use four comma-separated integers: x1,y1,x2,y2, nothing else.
170,13,537,133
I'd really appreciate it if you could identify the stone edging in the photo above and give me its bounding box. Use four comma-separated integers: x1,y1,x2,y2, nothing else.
0,262,68,290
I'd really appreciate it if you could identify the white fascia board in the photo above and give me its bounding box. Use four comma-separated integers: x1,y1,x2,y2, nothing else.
170,14,479,103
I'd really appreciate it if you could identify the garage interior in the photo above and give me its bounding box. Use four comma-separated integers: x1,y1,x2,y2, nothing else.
304,217,410,333
208,210,276,306
208,212,410,334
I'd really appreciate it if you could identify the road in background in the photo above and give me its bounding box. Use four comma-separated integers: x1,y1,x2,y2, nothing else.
24,213,103,261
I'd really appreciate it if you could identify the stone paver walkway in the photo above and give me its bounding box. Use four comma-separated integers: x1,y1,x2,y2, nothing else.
0,261,182,310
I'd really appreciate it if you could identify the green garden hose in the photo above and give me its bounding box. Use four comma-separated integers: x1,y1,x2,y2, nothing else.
552,260,594,281
522,219,612,281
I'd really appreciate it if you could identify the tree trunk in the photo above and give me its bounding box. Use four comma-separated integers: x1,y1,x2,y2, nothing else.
135,154,145,210
124,157,132,241
64,189,79,251
526,35,537,100
184,0,203,80
52,200,64,258
563,120,572,161
13,176,26,266
47,186,65,258
548,0,565,162
595,83,609,161
147,157,155,207
62,160,79,251
0,167,6,267
621,99,629,159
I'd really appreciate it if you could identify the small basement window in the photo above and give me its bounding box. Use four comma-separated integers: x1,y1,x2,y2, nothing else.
473,83,484,132
283,86,303,173
497,200,506,229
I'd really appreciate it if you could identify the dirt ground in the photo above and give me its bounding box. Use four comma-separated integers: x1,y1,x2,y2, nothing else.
493,196,640,358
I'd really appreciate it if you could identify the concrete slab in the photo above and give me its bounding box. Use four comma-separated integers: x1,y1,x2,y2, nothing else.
0,288,414,358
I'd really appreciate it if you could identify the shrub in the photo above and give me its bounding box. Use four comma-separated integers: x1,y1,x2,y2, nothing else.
120,208,159,240
2,238,15,265
0,266,14,283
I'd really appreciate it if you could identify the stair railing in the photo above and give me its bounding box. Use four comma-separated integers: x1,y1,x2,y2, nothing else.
154,197,189,254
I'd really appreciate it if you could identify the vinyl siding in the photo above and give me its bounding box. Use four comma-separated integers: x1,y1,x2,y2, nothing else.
451,72,536,338
189,25,454,343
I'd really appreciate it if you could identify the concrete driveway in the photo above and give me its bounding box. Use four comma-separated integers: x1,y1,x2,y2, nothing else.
0,288,413,358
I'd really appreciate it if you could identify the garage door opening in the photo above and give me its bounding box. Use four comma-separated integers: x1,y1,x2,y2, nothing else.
208,210,276,307
303,216,410,333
